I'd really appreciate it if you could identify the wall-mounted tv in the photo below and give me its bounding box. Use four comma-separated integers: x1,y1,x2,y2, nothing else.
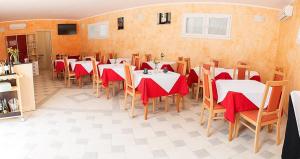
58,24,77,35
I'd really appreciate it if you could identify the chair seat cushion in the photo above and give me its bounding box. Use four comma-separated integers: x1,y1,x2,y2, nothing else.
241,110,277,123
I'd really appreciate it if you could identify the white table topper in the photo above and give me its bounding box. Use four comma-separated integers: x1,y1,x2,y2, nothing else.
291,91,300,137
109,58,131,64
98,64,135,79
133,70,180,93
70,61,95,73
216,80,271,108
55,59,77,64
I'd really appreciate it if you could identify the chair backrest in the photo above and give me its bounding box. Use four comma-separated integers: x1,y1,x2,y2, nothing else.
211,59,219,67
178,56,184,61
272,67,285,81
108,53,114,59
133,56,141,70
176,61,187,75
124,62,134,89
63,57,70,74
202,68,214,109
257,80,288,122
91,58,98,78
131,53,139,65
233,63,250,80
184,58,191,75
95,52,100,61
145,54,152,62
100,54,106,64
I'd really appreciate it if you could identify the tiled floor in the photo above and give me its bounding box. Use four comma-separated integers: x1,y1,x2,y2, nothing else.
0,71,285,159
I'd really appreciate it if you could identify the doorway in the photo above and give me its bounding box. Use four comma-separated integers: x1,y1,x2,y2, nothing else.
36,31,52,70
6,35,28,63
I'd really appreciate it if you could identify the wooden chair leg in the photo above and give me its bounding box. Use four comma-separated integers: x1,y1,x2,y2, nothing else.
96,82,99,97
276,120,281,145
254,125,261,153
130,95,135,118
106,87,110,99
68,78,71,87
268,124,274,133
195,87,199,100
144,104,148,120
206,112,213,137
199,105,205,125
176,95,180,113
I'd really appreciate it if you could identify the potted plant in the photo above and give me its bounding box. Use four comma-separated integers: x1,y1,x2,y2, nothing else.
7,47,19,64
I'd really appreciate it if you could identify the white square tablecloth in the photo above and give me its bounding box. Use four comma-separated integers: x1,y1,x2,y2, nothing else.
98,64,135,79
70,61,94,73
133,70,180,93
109,58,130,64
146,61,176,70
192,67,259,79
216,80,271,108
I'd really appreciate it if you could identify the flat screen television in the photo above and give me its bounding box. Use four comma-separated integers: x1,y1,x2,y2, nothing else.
58,24,77,35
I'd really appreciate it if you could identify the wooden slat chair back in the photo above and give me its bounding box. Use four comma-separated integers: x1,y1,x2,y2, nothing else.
92,58,102,97
233,63,250,80
211,59,219,68
178,56,184,61
145,54,152,62
176,61,187,75
200,68,226,136
184,58,191,75
133,56,141,70
108,53,115,59
236,80,288,153
131,53,139,65
272,67,285,81
63,57,76,87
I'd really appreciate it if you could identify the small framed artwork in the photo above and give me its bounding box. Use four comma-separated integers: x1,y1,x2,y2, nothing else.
118,17,124,30
158,12,171,24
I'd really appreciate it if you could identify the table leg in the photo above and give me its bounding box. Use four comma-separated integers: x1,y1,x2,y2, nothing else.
144,104,148,120
228,122,234,141
106,86,110,99
176,94,181,113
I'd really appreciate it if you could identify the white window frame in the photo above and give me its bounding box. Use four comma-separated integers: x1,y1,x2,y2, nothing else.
182,13,232,40
88,21,109,40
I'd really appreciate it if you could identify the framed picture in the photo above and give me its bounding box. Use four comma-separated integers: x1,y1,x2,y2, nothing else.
118,17,124,30
158,12,171,24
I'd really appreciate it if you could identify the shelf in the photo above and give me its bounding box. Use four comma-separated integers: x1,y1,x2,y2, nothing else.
0,111,21,119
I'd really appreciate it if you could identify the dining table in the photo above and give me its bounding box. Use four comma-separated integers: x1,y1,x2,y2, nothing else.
214,80,271,140
98,63,135,98
107,58,130,64
187,66,261,86
140,61,176,72
133,70,189,119
70,60,99,87
54,59,77,72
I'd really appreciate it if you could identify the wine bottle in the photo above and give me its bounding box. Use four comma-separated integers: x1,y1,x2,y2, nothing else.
0,99,3,113
4,61,9,75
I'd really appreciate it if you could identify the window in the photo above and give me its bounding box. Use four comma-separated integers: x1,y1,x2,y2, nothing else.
88,22,109,39
182,14,231,39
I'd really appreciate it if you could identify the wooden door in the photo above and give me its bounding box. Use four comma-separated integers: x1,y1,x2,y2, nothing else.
36,31,52,70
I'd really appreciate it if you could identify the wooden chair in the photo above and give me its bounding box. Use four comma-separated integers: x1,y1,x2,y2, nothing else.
108,53,115,59
51,56,60,80
178,56,184,61
63,57,76,87
233,63,250,80
95,52,100,61
235,80,288,153
272,67,285,81
211,59,219,68
200,68,226,137
145,54,152,62
176,61,187,76
124,62,140,118
184,58,191,75
92,58,102,97
131,53,139,65
133,56,141,70
100,54,106,64
192,63,213,100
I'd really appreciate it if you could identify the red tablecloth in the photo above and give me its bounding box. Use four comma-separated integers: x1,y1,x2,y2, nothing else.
187,69,261,87
212,80,258,123
140,63,174,72
55,61,65,72
101,69,124,87
136,75,189,105
74,64,90,79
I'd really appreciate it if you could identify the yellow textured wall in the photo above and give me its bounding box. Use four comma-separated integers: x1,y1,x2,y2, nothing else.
277,0,300,93
0,20,82,60
80,4,280,81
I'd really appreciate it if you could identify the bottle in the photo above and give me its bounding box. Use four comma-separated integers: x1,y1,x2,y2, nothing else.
0,99,3,113
2,99,8,114
4,60,9,75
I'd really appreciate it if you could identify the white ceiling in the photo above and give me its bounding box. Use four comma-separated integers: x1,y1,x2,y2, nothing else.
0,0,291,22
